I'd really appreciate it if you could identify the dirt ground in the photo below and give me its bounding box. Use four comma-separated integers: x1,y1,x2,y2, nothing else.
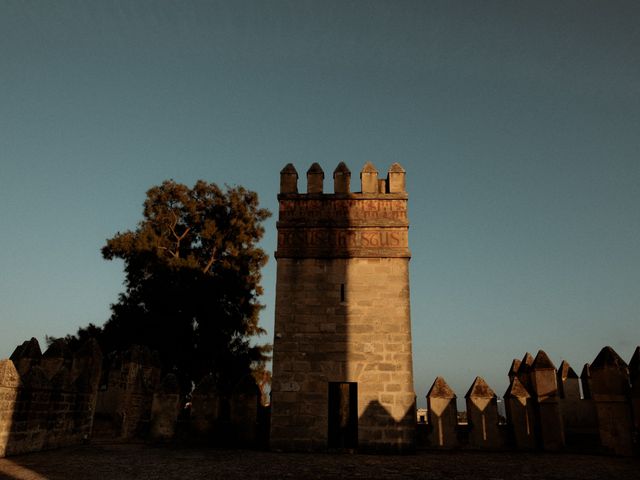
0,443,638,480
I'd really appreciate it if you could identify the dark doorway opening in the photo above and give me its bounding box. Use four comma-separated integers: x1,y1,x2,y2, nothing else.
328,382,358,449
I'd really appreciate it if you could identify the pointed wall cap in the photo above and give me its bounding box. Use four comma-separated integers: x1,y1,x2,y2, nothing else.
465,376,496,398
427,376,456,399
280,163,298,176
388,162,406,173
361,161,378,174
591,346,628,370
280,163,299,193
580,363,591,378
10,338,42,360
306,162,324,193
558,360,578,379
509,359,521,376
504,377,531,398
307,162,324,175
333,161,351,175
531,350,556,370
630,346,640,370
517,353,533,374
386,162,406,193
333,162,351,193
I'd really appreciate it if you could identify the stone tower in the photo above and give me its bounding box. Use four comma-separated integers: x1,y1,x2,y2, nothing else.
270,161,415,452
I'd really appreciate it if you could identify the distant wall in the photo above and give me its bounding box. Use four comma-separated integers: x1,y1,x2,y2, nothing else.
418,345,640,456
0,338,102,457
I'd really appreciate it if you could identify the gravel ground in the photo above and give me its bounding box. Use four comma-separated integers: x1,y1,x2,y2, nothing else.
0,443,638,480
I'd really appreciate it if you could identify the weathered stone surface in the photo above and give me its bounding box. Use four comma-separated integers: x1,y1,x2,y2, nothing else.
557,360,580,399
516,352,534,393
465,377,502,449
556,360,598,446
1,337,102,458
504,377,536,450
360,162,378,193
94,344,159,440
271,163,414,452
41,339,72,380
306,163,324,193
0,360,21,389
508,359,521,383
590,346,633,456
530,350,564,451
190,373,218,436
426,377,457,448
333,162,351,194
580,363,592,399
280,163,298,194
10,338,42,376
150,374,181,441
387,163,406,193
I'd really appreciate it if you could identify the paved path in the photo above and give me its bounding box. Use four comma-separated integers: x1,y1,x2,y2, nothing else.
0,443,638,479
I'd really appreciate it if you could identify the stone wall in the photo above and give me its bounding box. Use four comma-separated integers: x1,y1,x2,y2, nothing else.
188,373,261,446
418,345,640,456
95,345,161,439
0,338,102,457
93,346,262,446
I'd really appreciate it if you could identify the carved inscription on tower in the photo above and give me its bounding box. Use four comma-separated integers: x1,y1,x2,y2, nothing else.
276,196,410,259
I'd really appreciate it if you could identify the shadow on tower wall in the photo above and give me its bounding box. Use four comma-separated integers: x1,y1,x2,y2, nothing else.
270,161,416,452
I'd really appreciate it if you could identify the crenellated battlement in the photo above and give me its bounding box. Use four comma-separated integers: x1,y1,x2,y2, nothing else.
276,162,410,260
420,345,640,456
279,161,406,196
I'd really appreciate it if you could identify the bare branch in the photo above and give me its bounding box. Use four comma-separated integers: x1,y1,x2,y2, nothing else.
165,210,191,258
158,245,179,258
202,246,217,274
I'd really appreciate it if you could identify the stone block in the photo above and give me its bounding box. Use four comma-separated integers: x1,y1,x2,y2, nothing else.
426,377,458,448
530,350,564,451
360,162,378,193
306,163,324,193
590,346,634,455
387,163,406,193
465,377,502,449
504,377,536,450
333,162,351,193
280,163,298,193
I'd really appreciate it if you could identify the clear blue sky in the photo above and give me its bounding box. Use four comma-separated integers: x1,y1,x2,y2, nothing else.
1,1,638,406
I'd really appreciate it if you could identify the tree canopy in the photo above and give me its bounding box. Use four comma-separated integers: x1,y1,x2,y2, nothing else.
61,180,271,393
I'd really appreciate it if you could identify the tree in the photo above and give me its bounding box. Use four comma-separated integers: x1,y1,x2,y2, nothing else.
80,180,270,393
